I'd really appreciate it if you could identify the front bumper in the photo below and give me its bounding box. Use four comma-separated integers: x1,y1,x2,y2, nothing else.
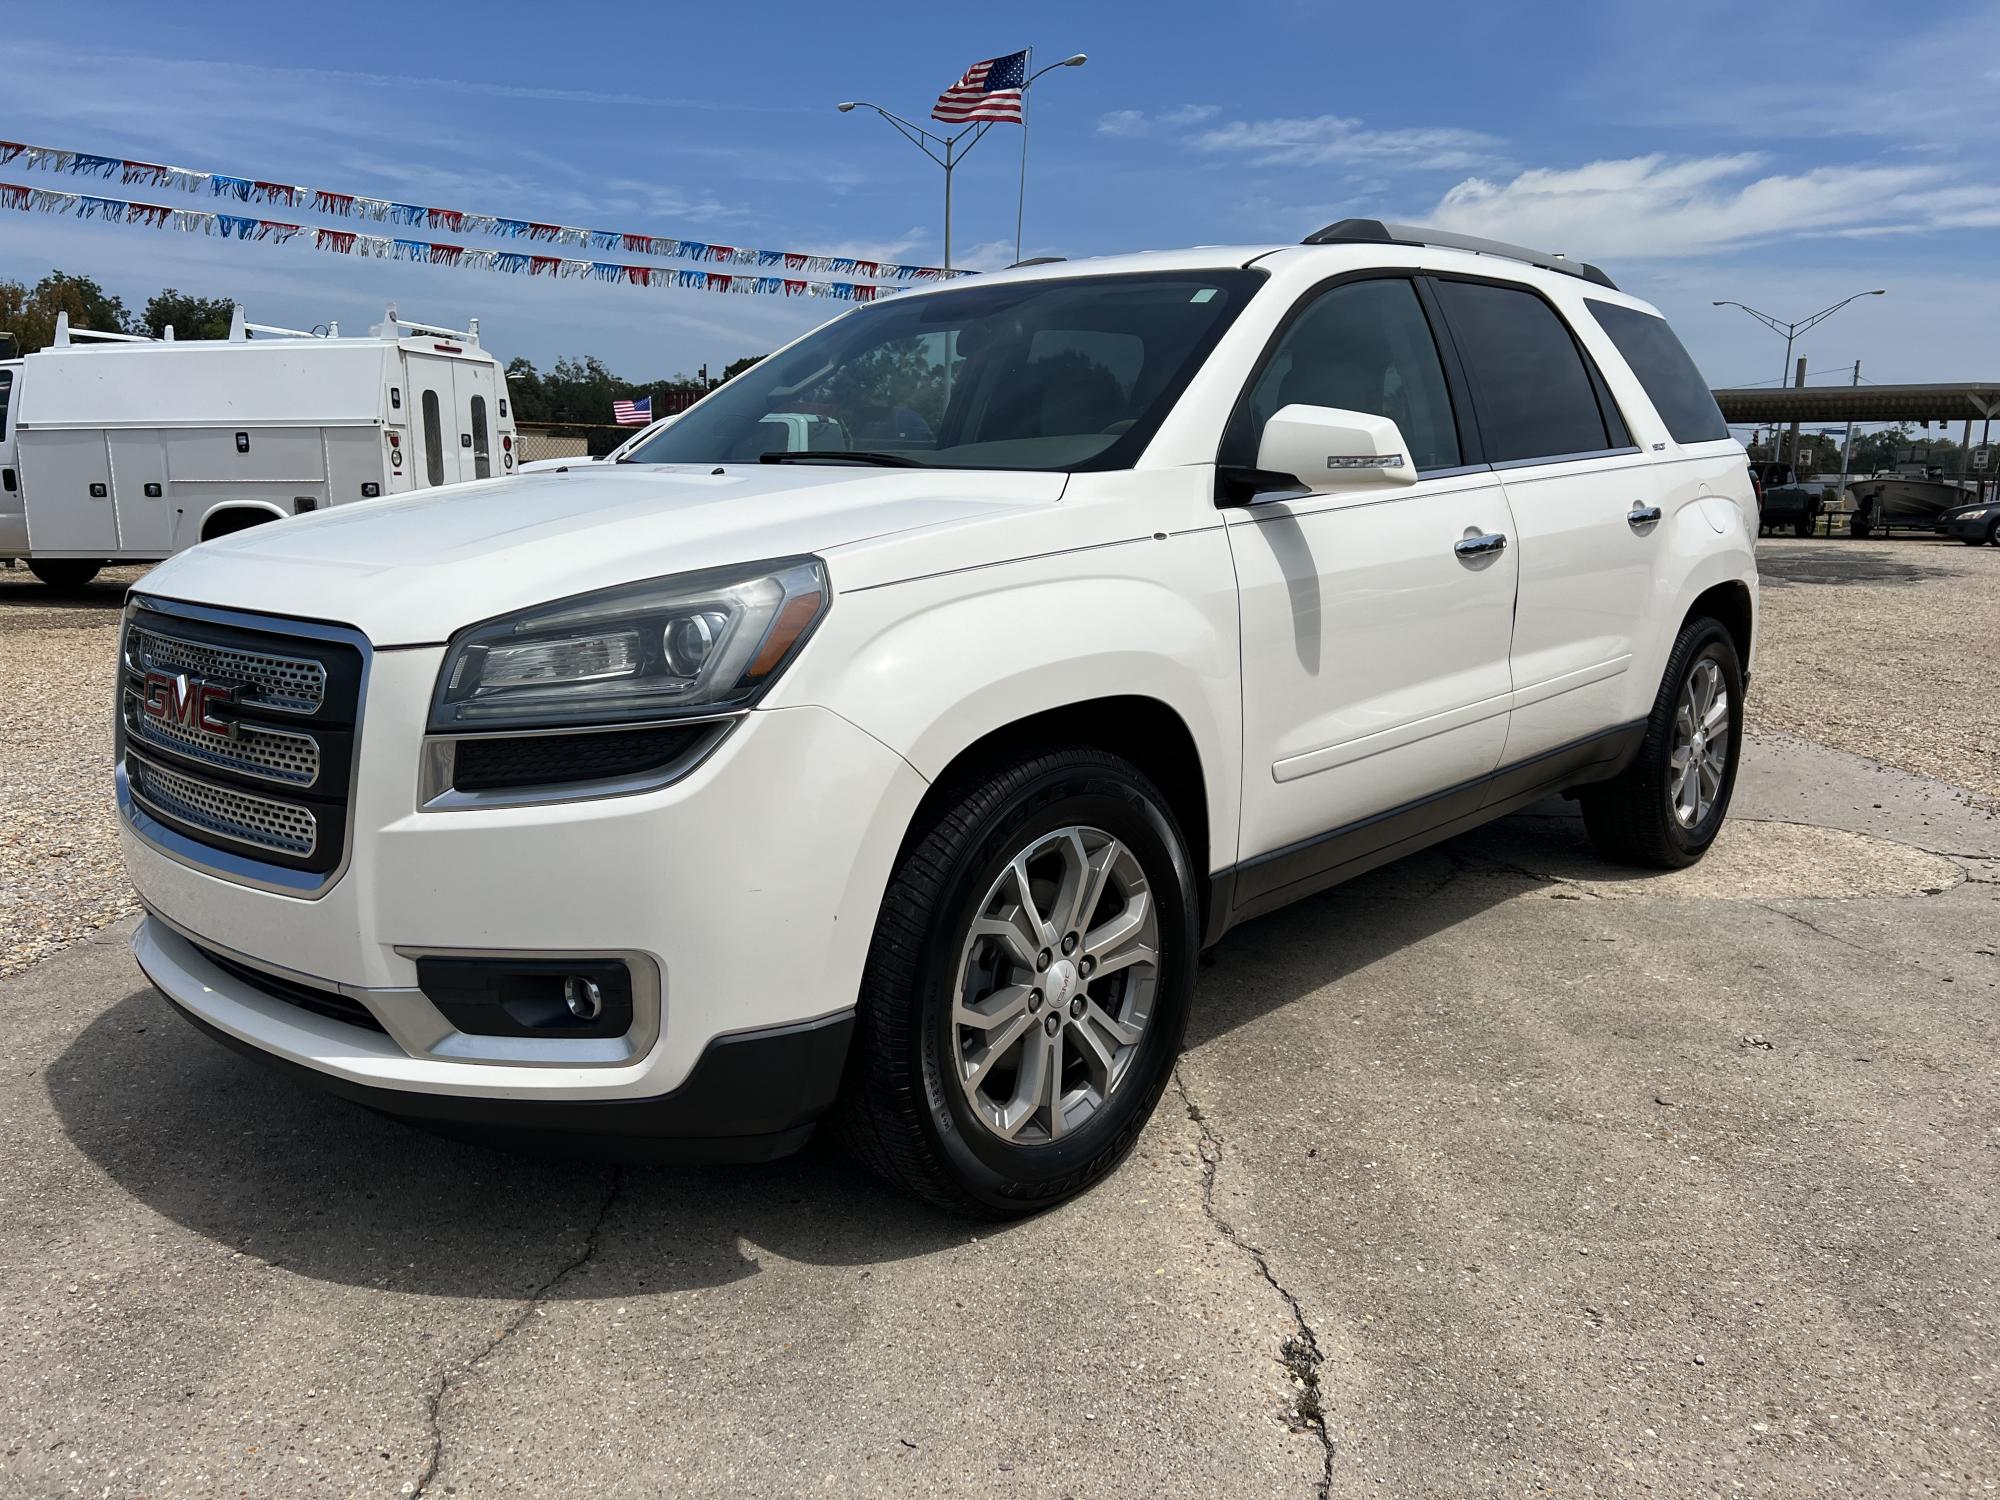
143,919,854,1161
1937,512,1993,541
122,632,928,1137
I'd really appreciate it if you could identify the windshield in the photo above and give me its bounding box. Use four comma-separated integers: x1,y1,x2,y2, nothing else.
624,270,1265,472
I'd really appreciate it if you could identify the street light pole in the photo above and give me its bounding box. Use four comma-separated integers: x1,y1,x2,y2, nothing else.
836,100,996,275
1014,52,1087,264
1712,290,1887,390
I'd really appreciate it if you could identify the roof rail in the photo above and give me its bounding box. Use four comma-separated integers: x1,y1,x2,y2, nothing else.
1008,256,1067,268
1302,218,1617,290
372,304,481,345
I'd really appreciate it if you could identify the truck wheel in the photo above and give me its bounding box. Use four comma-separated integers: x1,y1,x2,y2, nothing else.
836,746,1198,1217
1850,518,1873,539
26,560,103,591
1579,617,1745,870
1793,516,1815,538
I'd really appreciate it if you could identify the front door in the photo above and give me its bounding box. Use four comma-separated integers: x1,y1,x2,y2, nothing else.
1224,275,1518,903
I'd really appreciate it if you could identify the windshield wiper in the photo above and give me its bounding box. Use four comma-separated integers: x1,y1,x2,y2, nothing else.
758,450,924,468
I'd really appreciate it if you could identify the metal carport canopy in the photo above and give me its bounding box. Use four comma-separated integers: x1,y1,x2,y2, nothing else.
1712,382,2000,425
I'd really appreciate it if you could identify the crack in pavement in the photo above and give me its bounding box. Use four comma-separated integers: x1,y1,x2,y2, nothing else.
1172,1068,1334,1500
410,1166,622,1498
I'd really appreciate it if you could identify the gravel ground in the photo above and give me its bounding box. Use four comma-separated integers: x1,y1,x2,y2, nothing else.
1753,535,1999,807
0,535,1992,977
0,566,147,977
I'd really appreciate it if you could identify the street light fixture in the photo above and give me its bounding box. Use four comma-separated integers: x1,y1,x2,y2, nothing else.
837,50,1087,276
1015,53,1088,264
1712,289,1886,387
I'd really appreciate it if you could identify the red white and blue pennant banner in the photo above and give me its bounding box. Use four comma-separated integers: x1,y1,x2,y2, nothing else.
0,183,893,302
0,140,957,283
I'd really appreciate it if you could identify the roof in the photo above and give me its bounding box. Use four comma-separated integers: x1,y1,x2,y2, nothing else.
1713,382,2000,425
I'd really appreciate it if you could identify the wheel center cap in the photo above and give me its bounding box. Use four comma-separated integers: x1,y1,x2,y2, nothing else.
1047,958,1079,1010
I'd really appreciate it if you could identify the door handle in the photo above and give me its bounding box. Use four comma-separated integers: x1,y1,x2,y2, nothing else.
1628,504,1663,530
1454,531,1508,558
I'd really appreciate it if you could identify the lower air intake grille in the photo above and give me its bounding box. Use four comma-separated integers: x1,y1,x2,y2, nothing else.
194,944,388,1035
128,751,318,857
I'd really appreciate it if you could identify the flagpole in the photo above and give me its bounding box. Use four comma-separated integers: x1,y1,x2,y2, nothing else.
1014,47,1033,266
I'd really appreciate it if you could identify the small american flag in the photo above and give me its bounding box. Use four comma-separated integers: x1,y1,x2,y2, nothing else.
933,50,1028,125
612,396,652,426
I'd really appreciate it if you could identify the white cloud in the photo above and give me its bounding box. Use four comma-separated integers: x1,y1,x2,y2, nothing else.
1190,115,1502,172
1096,104,1220,138
1425,153,2000,260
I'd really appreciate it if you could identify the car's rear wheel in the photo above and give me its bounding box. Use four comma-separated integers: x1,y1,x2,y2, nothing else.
26,559,102,591
836,746,1197,1217
1580,617,1745,869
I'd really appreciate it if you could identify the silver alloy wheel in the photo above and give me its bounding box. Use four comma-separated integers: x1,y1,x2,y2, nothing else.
952,825,1161,1145
1668,658,1730,828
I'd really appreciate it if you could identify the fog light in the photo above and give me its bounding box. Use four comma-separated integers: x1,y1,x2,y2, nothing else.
564,974,604,1020
415,957,632,1039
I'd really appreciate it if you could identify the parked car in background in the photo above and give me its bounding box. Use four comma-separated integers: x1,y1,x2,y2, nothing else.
1935,498,1999,546
118,221,1757,1216
0,306,514,590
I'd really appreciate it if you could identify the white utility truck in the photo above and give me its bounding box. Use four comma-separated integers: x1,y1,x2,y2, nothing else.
0,307,515,589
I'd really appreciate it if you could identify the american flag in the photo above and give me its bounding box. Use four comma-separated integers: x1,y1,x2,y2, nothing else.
932,50,1028,124
612,396,652,426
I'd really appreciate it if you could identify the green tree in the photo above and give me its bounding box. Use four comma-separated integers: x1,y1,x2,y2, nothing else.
140,289,236,340
504,357,552,423
0,270,135,352
721,354,765,382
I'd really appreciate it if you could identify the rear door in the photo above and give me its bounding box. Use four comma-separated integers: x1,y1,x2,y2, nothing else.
1225,273,1518,899
1427,274,1652,768
407,356,464,488
458,367,495,481
0,366,22,549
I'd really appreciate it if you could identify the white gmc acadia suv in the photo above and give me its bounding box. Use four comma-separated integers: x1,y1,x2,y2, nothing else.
119,221,1757,1216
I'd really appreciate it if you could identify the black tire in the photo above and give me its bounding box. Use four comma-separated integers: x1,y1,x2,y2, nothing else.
1985,517,2000,547
1793,516,1815,538
26,559,103,591
835,746,1198,1217
1579,617,1745,869
1850,519,1872,539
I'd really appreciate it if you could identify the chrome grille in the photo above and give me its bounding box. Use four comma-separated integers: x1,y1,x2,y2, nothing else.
127,751,318,857
127,702,321,786
128,626,326,713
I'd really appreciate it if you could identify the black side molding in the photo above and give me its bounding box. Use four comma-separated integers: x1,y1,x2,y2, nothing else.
1203,720,1645,945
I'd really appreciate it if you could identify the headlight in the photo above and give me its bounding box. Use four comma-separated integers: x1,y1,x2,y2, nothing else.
1956,507,1990,521
429,557,828,732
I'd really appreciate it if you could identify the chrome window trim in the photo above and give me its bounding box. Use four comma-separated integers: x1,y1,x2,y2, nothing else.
141,903,663,1068
416,714,741,811
117,595,371,901
1488,445,1644,471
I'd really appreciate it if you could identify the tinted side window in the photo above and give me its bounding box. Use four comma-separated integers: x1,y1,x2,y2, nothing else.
470,394,491,479
0,370,11,441
1226,277,1460,472
1432,280,1613,463
421,389,444,486
1588,301,1728,444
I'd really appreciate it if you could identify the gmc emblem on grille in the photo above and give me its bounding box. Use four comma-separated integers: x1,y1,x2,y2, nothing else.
141,669,241,740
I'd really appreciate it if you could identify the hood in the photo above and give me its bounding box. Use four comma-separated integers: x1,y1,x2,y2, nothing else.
139,464,1064,644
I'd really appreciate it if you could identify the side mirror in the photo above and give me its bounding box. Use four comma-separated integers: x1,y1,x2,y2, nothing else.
1254,404,1418,495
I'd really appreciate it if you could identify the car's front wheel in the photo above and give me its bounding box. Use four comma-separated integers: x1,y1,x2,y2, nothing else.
1580,616,1745,869
836,747,1198,1217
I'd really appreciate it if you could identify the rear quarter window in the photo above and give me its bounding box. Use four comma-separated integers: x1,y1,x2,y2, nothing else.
1587,301,1728,444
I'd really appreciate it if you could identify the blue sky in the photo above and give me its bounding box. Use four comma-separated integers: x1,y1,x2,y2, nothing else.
4,0,1997,411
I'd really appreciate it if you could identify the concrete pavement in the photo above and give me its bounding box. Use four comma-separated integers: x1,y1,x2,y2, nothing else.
0,733,1993,1498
